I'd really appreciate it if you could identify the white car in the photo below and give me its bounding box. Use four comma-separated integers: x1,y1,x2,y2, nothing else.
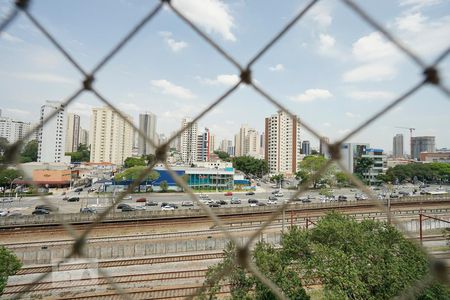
161,205,175,211
134,205,146,210
123,195,132,200
274,193,284,197
267,199,278,205
0,198,13,203
249,203,257,207
0,210,8,217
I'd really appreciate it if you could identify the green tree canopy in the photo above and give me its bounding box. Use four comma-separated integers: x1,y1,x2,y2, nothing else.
65,143,90,163
123,156,146,168
354,157,374,182
159,180,169,192
335,171,352,187
232,156,268,178
0,246,22,293
296,155,334,188
380,162,450,184
144,154,156,166
19,139,38,163
114,166,160,182
214,150,231,161
0,169,23,187
270,173,284,187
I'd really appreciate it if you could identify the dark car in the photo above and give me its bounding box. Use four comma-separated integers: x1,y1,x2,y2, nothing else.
390,194,400,198
161,202,169,207
268,196,277,201
68,197,80,202
302,198,312,203
35,204,57,211
32,208,50,215
121,206,135,212
248,199,258,204
74,187,83,192
209,202,221,208
271,190,280,194
245,191,255,196
62,196,69,201
168,203,179,209
80,207,96,214
257,202,267,206
216,199,227,205
338,195,347,201
136,197,147,203
117,203,132,210
146,201,158,206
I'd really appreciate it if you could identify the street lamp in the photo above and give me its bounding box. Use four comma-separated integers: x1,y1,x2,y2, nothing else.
10,176,22,198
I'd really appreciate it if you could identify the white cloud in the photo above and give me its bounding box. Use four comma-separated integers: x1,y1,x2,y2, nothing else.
309,3,332,28
5,108,30,116
269,64,285,72
343,63,397,82
399,0,442,11
197,74,239,86
348,90,395,101
395,12,427,32
151,79,196,99
67,102,94,117
159,31,188,52
290,89,333,103
345,112,360,118
319,33,335,51
172,0,236,41
352,32,396,62
11,72,76,85
0,32,23,43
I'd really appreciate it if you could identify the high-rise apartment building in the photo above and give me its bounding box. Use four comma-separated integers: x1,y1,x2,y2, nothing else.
264,111,301,176
234,125,249,157
339,143,370,173
411,136,435,160
37,101,67,163
0,116,32,144
209,134,216,154
319,136,330,158
393,134,404,158
301,140,311,155
65,113,80,153
79,128,89,147
89,107,133,165
244,128,260,158
180,118,198,164
197,128,211,162
138,112,157,155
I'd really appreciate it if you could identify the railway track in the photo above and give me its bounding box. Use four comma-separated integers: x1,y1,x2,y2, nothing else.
15,252,223,275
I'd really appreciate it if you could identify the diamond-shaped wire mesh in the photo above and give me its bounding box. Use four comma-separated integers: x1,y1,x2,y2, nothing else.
1,0,449,299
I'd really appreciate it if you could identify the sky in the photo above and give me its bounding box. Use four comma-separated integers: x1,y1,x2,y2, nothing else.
0,0,449,154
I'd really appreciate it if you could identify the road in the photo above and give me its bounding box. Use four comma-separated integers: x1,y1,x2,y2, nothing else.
0,183,448,215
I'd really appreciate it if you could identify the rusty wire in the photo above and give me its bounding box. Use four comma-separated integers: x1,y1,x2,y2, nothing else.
0,0,449,298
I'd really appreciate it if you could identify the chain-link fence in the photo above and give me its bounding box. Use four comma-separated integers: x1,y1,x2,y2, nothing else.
1,0,449,299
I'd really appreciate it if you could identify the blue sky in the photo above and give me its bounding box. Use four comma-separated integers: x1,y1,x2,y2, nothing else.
0,0,449,154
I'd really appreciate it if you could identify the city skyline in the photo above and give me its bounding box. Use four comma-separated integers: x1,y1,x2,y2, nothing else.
1,0,449,153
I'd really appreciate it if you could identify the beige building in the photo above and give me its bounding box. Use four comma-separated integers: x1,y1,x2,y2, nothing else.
89,107,133,165
264,111,301,176
180,117,198,164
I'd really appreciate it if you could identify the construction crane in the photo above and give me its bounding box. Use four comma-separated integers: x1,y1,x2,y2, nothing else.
395,126,416,156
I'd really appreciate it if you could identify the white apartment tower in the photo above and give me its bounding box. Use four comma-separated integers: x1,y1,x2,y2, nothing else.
180,118,198,164
234,124,249,157
37,101,67,163
79,128,89,147
0,116,32,144
244,128,260,158
138,112,157,155
65,113,80,153
264,111,301,176
89,107,133,165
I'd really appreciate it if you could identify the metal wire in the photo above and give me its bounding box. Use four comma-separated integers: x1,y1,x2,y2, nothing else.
1,0,449,298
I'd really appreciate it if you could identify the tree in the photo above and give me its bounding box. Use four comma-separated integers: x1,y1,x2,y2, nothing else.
354,157,374,182
214,150,230,161
0,137,8,158
65,143,90,163
114,166,160,182
270,173,284,187
232,156,268,178
0,169,23,188
144,154,156,166
335,171,352,187
203,241,309,299
123,156,146,168
296,155,334,189
159,180,169,192
0,246,22,294
19,139,38,163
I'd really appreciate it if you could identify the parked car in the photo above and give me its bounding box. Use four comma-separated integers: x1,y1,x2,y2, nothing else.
338,195,347,201
268,196,277,201
274,192,284,197
271,190,280,194
224,191,233,196
123,195,132,200
117,203,132,210
121,206,136,212
161,205,175,211
80,207,96,214
32,209,50,215
145,201,158,206
248,199,258,204
134,205,146,210
74,187,83,192
245,191,255,195
62,196,69,201
168,203,179,209
267,199,277,205
35,204,58,211
390,194,400,199
230,197,241,204
68,197,80,202
0,198,13,203
209,202,221,208
7,211,22,217
399,191,410,196
136,197,146,203
88,187,97,193
0,210,8,217
302,198,312,203
257,202,267,206
216,199,227,205
182,201,194,207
